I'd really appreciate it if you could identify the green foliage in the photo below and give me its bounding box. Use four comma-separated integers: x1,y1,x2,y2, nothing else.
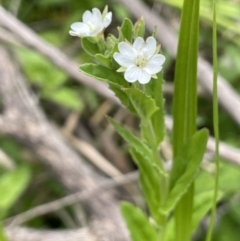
144,72,165,148
81,38,100,56
129,148,162,225
79,64,128,86
16,48,82,111
219,45,240,83
212,203,240,241
95,54,112,68
163,189,222,241
0,167,30,219
108,83,137,114
171,0,201,240
106,117,153,160
16,48,66,89
6,1,236,240
123,88,159,120
118,18,133,42
163,129,208,213
161,0,240,45
133,17,145,39
44,88,82,111
0,224,8,241
121,202,158,241
192,190,222,233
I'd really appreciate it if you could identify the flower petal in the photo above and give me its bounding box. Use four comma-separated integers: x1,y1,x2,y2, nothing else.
142,36,157,59
144,54,165,75
133,37,144,51
92,8,102,22
138,70,151,84
124,66,141,83
118,42,137,57
103,12,112,28
113,53,135,67
69,30,80,36
82,10,92,23
70,22,90,36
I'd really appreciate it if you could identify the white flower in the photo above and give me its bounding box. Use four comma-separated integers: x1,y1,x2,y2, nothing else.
69,7,112,37
113,37,165,84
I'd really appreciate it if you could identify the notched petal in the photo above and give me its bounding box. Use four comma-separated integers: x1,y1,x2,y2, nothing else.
142,36,157,58
133,37,144,51
82,10,92,23
118,42,137,57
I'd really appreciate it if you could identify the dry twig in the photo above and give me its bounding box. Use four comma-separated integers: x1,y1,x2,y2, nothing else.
4,171,138,226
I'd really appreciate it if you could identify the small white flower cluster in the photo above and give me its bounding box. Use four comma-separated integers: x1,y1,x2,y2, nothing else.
113,37,165,84
69,8,112,37
69,7,165,84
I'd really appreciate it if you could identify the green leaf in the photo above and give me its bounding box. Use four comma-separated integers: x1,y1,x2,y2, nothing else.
108,83,136,114
119,18,133,42
133,16,145,39
43,88,82,111
162,129,208,213
144,72,165,147
106,117,153,160
81,37,99,56
16,48,66,89
130,148,163,225
79,64,128,87
94,54,112,68
123,88,159,120
121,202,158,241
192,190,222,233
171,0,201,238
106,34,119,56
0,167,30,219
163,189,222,241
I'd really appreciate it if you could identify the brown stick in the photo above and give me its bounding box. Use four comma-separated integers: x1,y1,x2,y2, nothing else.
5,227,97,241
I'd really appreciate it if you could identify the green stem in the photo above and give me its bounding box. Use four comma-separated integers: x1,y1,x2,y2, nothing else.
97,34,107,54
175,184,194,241
172,0,200,239
206,1,219,240
147,120,168,241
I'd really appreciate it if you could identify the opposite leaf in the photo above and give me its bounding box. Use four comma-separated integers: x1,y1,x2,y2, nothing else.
162,129,208,213
121,202,158,241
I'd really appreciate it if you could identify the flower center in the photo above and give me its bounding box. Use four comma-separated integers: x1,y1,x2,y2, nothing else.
136,55,147,68
87,21,96,31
